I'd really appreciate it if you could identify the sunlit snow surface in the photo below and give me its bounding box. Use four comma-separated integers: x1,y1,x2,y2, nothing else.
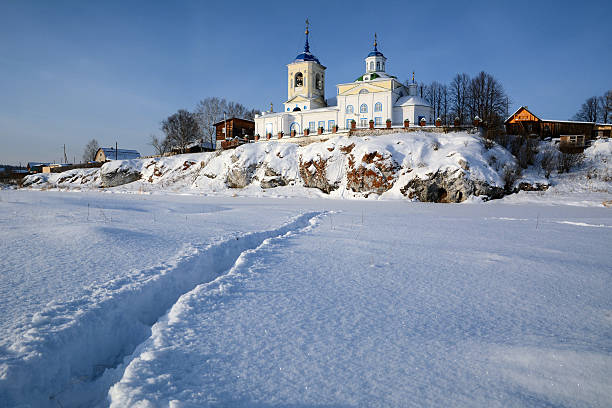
1,190,611,407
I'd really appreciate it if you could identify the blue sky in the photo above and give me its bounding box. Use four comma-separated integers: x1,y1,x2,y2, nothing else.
1,0,610,164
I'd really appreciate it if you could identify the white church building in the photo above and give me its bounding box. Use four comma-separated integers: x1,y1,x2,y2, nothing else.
254,24,433,138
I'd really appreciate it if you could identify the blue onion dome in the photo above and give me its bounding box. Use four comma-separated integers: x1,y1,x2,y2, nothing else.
367,33,384,58
295,19,321,64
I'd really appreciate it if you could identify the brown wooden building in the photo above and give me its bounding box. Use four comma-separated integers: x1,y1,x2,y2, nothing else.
505,106,611,140
213,118,255,149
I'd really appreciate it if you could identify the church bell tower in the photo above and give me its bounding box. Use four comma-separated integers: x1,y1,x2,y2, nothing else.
284,19,327,112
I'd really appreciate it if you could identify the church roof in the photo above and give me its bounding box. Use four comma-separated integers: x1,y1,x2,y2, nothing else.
294,21,321,64
366,34,385,58
396,95,430,107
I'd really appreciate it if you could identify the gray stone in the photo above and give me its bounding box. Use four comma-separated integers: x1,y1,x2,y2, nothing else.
100,165,141,188
401,169,505,203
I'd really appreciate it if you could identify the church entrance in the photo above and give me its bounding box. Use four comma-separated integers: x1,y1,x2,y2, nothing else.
290,122,301,135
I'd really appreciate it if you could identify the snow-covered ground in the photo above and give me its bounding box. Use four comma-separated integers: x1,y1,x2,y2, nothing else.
1,188,611,407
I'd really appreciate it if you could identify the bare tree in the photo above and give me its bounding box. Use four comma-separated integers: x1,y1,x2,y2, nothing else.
600,90,611,124
573,96,600,122
467,71,508,128
82,139,99,162
440,84,449,125
149,134,170,155
161,110,201,154
194,97,261,148
194,97,226,148
450,73,470,125
425,81,445,122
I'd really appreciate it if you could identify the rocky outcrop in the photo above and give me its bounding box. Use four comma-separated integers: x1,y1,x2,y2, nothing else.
400,169,505,203
100,164,141,188
260,166,289,189
226,163,257,188
346,151,399,195
299,157,338,193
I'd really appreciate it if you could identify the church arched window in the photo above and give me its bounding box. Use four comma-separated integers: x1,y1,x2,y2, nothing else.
295,72,303,87
316,73,322,90
369,62,374,71
374,102,382,112
346,105,354,114
376,61,380,71
360,104,368,113
359,89,369,94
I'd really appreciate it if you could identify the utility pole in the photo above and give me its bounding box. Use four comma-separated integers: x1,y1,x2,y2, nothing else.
115,141,118,160
63,144,68,164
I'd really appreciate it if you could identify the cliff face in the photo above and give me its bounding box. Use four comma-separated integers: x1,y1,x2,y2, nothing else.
23,132,519,202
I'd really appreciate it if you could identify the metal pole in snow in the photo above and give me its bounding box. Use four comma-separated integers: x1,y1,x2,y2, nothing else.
115,142,118,160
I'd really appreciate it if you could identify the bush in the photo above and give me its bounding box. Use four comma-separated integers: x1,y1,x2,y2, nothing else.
503,164,522,192
557,152,584,173
539,144,559,178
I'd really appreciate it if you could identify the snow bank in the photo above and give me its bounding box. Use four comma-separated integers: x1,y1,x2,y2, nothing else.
23,132,518,202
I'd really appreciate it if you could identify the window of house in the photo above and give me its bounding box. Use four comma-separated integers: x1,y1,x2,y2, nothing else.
376,61,380,70
346,105,354,114
328,120,335,130
346,119,352,129
304,106,307,110
316,74,322,90
360,104,368,113
374,102,382,112
318,121,325,130
295,72,303,87
369,62,374,71
375,117,382,125
309,121,315,131
360,118,368,127
359,89,369,94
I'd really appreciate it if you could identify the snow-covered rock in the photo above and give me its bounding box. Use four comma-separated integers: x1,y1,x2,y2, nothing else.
100,160,142,187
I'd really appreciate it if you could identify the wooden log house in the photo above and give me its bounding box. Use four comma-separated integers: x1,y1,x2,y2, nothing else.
213,118,255,149
505,106,611,140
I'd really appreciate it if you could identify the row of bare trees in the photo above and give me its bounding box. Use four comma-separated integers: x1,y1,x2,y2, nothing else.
574,90,612,123
406,71,510,128
150,97,260,155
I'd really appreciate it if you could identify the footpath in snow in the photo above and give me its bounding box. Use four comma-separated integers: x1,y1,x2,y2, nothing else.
105,200,612,407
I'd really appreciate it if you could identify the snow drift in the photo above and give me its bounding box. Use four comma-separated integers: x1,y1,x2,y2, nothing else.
24,132,519,202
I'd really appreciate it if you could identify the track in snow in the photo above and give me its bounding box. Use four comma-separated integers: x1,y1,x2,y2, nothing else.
0,211,324,408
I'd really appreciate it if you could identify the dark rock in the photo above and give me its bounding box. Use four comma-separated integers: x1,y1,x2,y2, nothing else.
299,157,338,194
100,164,141,187
401,169,505,203
346,151,399,195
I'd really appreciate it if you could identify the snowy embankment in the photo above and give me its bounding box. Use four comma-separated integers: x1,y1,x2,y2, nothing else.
507,138,612,206
24,132,518,202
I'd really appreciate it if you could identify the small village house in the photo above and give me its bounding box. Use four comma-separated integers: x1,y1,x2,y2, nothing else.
505,106,611,141
213,118,255,149
94,147,141,162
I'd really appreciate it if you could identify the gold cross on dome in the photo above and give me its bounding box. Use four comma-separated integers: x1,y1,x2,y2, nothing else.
305,18,309,34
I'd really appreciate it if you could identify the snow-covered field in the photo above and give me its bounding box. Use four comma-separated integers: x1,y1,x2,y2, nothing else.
1,187,611,407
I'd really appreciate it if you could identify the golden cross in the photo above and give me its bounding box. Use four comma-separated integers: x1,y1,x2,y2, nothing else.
305,18,309,34
374,32,377,47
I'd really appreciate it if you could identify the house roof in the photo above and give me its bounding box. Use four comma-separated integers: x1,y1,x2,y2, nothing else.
97,148,140,160
212,117,255,127
504,106,541,123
